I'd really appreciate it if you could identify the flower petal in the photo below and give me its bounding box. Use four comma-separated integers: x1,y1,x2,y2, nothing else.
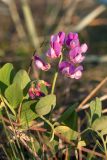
69,46,86,64
59,61,83,79
59,61,70,71
53,42,62,57
74,65,83,79
50,35,60,47
74,54,85,63
28,87,36,99
59,61,72,77
58,31,65,45
34,55,50,71
81,43,88,53
74,70,82,79
70,39,80,49
65,32,79,48
46,48,57,58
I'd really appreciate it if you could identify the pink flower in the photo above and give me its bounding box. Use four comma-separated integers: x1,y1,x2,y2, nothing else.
58,31,65,45
59,61,83,79
69,43,88,64
28,86,44,99
46,46,62,58
28,87,36,99
65,32,80,49
80,43,88,53
46,31,65,58
50,31,65,46
34,55,50,71
29,80,50,99
36,80,51,88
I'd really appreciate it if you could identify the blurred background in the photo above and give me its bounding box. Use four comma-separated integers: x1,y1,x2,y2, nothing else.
0,0,107,108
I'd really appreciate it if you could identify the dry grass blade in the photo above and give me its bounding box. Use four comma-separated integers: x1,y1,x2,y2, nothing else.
77,95,107,111
78,118,82,160
20,0,40,49
20,138,41,160
70,4,106,32
76,77,107,112
0,115,21,126
0,144,11,160
80,147,106,159
54,131,75,146
1,0,26,40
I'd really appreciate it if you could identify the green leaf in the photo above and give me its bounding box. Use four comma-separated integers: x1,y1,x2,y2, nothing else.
13,69,30,89
1,96,16,115
40,83,48,95
59,104,78,130
92,116,107,131
85,110,92,127
35,94,56,115
0,107,3,116
0,63,14,86
90,97,102,123
77,141,86,149
0,101,5,109
21,100,38,125
43,135,58,155
5,82,23,109
59,104,76,122
55,125,78,140
29,135,41,154
101,128,107,136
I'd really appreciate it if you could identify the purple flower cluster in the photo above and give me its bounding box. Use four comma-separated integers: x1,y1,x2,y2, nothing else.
34,31,88,79
59,32,88,79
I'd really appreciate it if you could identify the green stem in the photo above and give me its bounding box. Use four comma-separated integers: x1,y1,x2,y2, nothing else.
81,127,107,154
98,133,107,153
51,72,58,94
51,55,63,94
80,127,92,135
0,95,16,116
40,115,54,142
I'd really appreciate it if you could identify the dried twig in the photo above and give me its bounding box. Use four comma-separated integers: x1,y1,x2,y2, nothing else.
78,118,82,160
27,50,36,75
65,145,69,160
29,126,47,132
1,0,26,40
102,108,107,114
56,0,79,32
20,0,40,49
80,147,106,159
89,18,107,26
37,132,52,159
20,137,41,160
55,131,105,159
76,77,107,112
0,116,21,126
54,131,75,146
70,5,106,32
78,95,107,111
